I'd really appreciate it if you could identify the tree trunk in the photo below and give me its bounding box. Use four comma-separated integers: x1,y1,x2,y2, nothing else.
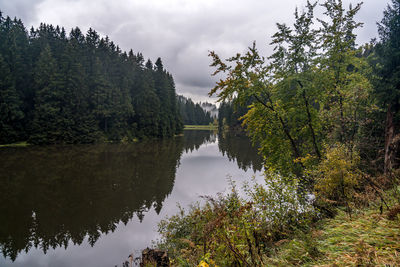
302,89,321,160
384,104,394,175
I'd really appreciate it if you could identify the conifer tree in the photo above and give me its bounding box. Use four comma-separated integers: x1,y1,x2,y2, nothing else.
374,0,400,173
30,45,64,144
0,55,24,143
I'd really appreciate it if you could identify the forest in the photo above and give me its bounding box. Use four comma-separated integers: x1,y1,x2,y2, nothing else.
156,0,400,266
2,0,400,265
0,11,187,144
177,95,215,125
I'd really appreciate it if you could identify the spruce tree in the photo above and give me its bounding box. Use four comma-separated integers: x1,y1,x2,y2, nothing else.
30,45,64,144
0,54,24,143
374,0,400,173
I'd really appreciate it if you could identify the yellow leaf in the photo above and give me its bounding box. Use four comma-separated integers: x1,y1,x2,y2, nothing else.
198,260,209,267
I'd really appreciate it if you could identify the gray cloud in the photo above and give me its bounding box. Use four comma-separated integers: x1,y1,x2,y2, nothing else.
0,0,46,23
0,0,392,102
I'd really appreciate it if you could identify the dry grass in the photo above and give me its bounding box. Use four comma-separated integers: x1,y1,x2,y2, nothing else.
265,206,400,266
313,208,400,266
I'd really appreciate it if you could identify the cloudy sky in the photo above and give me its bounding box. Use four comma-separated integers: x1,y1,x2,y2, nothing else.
0,0,392,102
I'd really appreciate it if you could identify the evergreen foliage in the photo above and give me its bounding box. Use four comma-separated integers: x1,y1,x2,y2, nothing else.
0,54,24,143
217,99,249,131
0,13,182,144
371,0,400,174
177,95,214,125
375,0,400,106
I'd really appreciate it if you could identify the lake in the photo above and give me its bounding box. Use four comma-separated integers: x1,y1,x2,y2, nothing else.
0,130,263,267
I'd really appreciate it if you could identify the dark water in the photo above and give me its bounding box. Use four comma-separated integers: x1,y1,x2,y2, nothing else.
0,130,263,267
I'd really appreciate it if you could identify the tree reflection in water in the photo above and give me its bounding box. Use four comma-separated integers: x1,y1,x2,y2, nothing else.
218,131,263,172
0,131,262,261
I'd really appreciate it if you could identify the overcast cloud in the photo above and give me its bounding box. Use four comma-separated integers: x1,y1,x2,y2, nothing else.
0,0,392,102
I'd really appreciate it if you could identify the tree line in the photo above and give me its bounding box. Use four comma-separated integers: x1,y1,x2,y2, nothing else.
0,12,184,144
177,95,214,125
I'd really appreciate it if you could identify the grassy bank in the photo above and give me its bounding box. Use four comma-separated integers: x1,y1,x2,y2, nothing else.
266,205,400,266
184,125,218,130
0,141,29,148
155,170,400,266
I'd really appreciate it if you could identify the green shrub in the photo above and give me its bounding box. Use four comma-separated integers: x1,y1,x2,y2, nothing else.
314,143,362,214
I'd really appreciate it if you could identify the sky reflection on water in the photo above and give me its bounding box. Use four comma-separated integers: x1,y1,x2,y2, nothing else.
0,131,263,267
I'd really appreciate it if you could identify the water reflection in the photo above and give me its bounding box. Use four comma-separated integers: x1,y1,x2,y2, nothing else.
182,130,217,152
0,140,183,261
0,131,262,262
218,131,263,172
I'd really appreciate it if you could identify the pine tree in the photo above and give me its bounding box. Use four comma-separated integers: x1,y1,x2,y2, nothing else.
29,45,65,144
374,0,400,173
0,54,24,143
133,65,160,138
90,57,114,137
61,41,98,143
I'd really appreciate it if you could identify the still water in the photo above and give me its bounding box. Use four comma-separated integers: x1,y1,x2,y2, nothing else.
0,130,263,267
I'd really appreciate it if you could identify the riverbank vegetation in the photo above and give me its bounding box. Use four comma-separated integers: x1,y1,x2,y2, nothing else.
183,125,218,131
156,174,400,266
155,0,400,265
